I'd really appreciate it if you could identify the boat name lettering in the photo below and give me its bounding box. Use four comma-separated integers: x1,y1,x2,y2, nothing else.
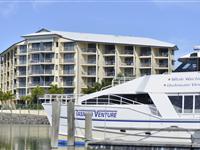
75,110,117,118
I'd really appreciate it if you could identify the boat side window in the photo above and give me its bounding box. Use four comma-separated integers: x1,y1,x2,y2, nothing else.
168,96,182,113
184,95,193,113
195,95,200,113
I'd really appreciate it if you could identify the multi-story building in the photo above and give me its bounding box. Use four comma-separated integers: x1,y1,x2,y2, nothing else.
0,28,177,99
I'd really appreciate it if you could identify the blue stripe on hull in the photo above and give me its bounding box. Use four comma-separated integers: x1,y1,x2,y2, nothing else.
60,116,200,123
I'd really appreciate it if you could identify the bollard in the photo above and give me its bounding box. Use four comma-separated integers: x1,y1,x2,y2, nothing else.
51,99,61,149
85,112,93,141
67,100,75,146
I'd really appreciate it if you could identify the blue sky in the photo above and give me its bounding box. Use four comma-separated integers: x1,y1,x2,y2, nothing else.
0,0,200,63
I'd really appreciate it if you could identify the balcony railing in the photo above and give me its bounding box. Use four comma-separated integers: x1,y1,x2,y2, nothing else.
82,48,96,53
30,47,53,52
63,70,74,74
87,60,96,64
30,59,53,63
105,61,115,65
19,83,26,87
158,52,168,57
63,81,74,86
140,63,151,67
121,62,134,66
158,63,168,67
29,81,52,86
19,49,27,53
82,71,96,76
140,52,151,56
19,61,26,65
64,47,74,51
105,71,115,76
63,59,74,63
19,71,26,76
104,50,115,54
124,73,134,77
30,70,53,75
123,50,133,55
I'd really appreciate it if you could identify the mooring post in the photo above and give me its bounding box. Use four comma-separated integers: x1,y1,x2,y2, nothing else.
51,98,61,149
85,112,93,142
67,100,75,146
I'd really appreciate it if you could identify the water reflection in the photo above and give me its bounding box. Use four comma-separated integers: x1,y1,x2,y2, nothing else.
0,124,50,150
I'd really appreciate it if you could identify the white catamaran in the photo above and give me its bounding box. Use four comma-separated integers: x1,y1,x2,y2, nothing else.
42,47,200,143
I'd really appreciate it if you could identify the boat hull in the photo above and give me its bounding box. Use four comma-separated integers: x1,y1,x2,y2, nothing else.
43,103,199,143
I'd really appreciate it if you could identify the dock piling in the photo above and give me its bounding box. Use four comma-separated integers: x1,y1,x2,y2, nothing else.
67,100,75,146
85,112,93,142
51,99,61,149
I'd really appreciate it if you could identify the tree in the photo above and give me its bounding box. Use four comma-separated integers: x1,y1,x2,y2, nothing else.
82,79,112,94
2,91,15,110
20,95,32,105
31,86,45,104
48,84,64,94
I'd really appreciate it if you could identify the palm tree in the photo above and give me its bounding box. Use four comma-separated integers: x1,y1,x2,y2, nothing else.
48,84,64,94
31,86,45,104
3,91,15,111
82,79,112,94
20,95,32,106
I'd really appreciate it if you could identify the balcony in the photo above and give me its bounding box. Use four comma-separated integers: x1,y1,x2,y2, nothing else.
140,52,151,57
29,81,52,87
82,71,96,76
140,63,151,67
63,58,74,63
105,71,115,77
157,63,168,68
18,71,26,76
63,70,74,75
29,47,53,52
124,73,134,77
29,59,53,64
19,82,26,87
82,48,96,53
29,69,53,75
121,61,134,67
122,49,134,55
63,81,74,86
104,50,115,55
158,52,168,57
19,61,27,65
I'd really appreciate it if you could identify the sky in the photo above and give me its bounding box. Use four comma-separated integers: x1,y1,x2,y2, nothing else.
1,0,200,64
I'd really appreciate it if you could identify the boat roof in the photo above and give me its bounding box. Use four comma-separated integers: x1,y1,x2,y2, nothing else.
79,72,200,101
178,46,200,62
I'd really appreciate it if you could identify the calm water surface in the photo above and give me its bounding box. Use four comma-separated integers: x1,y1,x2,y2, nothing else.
0,124,85,150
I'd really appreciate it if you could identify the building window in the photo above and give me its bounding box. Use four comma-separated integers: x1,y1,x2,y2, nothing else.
64,42,74,51
19,56,26,64
19,45,27,53
64,53,74,62
19,89,26,97
56,42,59,47
63,65,74,74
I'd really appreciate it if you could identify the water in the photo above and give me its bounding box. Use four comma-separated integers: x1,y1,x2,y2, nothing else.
0,124,85,150
1,124,197,150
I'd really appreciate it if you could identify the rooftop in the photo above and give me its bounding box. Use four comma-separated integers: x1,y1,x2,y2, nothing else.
23,28,177,49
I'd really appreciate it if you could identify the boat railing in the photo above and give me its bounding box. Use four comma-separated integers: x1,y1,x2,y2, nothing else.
41,94,84,105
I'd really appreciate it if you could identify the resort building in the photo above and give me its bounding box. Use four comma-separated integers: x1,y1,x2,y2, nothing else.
0,29,177,99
